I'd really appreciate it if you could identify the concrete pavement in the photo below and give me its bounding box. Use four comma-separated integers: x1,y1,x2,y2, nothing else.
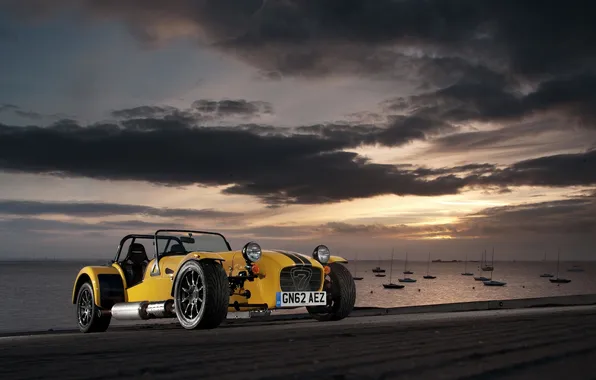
1,305,595,379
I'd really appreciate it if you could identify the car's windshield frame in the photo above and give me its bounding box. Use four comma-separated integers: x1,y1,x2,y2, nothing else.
150,229,232,277
154,229,232,255
114,234,192,263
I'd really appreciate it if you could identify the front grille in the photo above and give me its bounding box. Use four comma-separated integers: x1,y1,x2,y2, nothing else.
279,266,323,291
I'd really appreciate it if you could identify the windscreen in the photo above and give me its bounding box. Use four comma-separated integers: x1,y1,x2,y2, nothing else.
155,230,230,254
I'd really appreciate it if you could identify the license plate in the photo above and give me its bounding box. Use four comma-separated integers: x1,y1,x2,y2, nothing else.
275,291,327,307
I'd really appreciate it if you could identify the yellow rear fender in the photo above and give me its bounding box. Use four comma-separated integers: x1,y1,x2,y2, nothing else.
72,265,126,308
329,255,348,264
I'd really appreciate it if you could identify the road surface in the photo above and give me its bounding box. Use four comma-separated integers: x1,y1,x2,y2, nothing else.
1,305,595,379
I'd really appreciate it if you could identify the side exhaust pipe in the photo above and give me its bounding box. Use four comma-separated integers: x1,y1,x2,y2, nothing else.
109,300,176,320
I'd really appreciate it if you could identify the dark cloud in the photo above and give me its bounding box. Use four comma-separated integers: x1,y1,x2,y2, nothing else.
0,113,594,206
0,104,18,113
461,194,596,236
0,117,474,205
398,74,596,126
232,192,596,240
191,99,273,117
0,104,75,122
0,217,188,234
480,149,596,189
2,1,595,158
4,1,594,80
111,105,179,119
0,200,242,219
1,191,594,259
110,99,273,122
14,110,43,120
430,120,561,153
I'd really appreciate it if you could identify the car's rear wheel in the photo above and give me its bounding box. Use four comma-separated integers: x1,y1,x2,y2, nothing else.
76,282,111,333
307,262,356,321
174,260,229,330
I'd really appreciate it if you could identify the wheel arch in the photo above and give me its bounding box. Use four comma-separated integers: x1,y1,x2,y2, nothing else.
170,258,225,297
72,266,125,308
72,273,93,304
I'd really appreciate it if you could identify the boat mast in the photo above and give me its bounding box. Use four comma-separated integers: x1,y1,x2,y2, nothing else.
389,248,394,283
427,252,430,276
556,248,560,279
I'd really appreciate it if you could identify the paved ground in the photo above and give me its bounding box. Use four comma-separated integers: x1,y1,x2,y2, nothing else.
1,305,595,380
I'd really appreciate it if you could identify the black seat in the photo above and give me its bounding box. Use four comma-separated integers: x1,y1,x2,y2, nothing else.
122,243,149,287
168,244,186,254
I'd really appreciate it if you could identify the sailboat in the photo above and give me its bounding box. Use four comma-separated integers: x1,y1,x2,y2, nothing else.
461,253,473,276
550,249,571,283
372,255,385,273
423,252,436,279
483,250,506,286
398,251,417,283
352,252,363,280
481,247,494,271
403,251,413,274
383,249,405,289
539,251,554,277
474,250,491,281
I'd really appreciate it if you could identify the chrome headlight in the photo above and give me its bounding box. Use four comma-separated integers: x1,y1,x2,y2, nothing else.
242,241,262,263
313,245,330,264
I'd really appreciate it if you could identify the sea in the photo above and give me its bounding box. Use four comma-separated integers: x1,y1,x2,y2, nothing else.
1,259,594,334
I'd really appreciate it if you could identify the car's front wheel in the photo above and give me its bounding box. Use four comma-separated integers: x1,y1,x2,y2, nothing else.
307,262,356,321
76,282,111,333
174,260,229,330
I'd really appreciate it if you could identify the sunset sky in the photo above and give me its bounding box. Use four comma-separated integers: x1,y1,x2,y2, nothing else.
0,0,594,260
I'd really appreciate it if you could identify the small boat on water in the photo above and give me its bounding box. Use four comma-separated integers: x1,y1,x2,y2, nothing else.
461,254,473,276
398,277,417,283
481,248,494,271
539,251,554,278
550,278,571,283
352,252,363,280
482,250,506,286
483,280,506,286
372,256,385,273
375,273,386,277
568,265,584,272
475,250,493,281
549,249,571,283
423,252,437,279
383,283,405,289
403,251,413,274
382,249,405,289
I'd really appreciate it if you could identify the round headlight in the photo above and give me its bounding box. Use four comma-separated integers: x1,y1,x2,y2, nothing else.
313,245,330,264
242,241,262,262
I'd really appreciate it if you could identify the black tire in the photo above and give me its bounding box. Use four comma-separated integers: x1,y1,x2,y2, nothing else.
307,262,356,321
76,282,111,333
174,260,229,330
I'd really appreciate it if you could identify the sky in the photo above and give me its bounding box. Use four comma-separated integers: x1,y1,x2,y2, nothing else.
0,0,595,261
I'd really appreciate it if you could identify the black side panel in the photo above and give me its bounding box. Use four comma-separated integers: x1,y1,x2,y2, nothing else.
97,274,125,308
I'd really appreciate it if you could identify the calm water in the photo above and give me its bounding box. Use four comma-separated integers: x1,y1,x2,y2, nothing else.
0,259,594,333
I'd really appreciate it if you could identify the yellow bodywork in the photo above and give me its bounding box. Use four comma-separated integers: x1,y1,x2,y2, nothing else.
72,249,348,312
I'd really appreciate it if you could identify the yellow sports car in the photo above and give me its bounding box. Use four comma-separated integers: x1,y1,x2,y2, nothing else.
72,229,356,333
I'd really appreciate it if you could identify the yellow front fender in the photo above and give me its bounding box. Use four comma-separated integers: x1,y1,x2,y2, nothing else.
328,255,348,264
72,265,125,308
